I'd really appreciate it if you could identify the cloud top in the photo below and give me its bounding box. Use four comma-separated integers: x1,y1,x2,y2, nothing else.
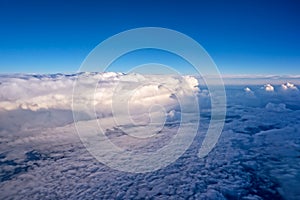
263,84,274,92
281,82,298,90
0,73,199,116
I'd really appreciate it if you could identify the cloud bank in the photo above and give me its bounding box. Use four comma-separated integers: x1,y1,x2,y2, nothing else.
0,73,300,199
0,73,198,111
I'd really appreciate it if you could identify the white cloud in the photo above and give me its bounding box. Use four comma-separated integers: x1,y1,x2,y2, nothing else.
1,73,300,199
0,73,201,133
183,76,200,92
244,87,252,92
281,82,298,90
0,73,199,115
1,93,299,199
263,84,274,92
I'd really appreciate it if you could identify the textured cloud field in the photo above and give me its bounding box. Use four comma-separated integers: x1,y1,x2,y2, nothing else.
0,73,300,199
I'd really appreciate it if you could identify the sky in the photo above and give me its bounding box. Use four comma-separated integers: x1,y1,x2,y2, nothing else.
0,0,299,75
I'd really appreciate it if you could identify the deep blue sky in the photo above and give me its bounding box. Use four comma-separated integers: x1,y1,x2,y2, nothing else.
0,0,299,74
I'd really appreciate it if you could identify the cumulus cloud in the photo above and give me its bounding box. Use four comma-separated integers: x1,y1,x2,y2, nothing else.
263,84,274,92
0,73,201,132
244,87,252,92
0,73,199,113
0,74,75,111
281,82,298,90
183,75,200,92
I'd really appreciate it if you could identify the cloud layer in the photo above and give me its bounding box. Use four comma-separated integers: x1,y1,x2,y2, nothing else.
0,73,300,199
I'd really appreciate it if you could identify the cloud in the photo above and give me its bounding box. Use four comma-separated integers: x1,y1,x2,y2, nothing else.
281,82,298,90
263,84,274,92
244,87,252,92
1,89,299,199
199,74,300,85
0,73,201,132
183,76,200,92
0,73,199,114
1,73,300,199
265,103,289,112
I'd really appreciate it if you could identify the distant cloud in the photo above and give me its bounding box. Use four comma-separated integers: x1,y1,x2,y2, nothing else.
244,87,252,92
0,73,201,133
201,74,300,85
281,82,298,90
0,73,199,114
263,84,274,92
265,103,289,112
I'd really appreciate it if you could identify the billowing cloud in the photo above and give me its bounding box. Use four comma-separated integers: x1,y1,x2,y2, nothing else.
0,73,199,114
281,82,298,90
0,73,201,133
263,84,274,92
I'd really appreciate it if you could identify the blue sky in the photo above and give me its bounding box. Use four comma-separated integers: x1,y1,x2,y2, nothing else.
0,0,299,74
